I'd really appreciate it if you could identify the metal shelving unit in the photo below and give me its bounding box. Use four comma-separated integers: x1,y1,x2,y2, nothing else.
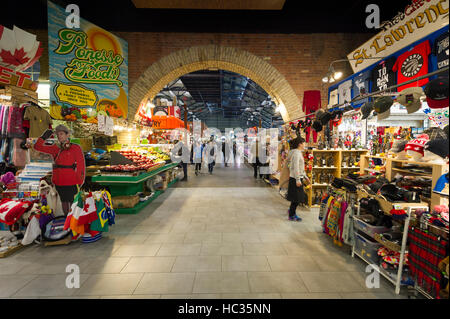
352,191,429,295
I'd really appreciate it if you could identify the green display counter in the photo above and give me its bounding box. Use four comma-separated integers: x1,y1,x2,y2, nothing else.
91,163,179,214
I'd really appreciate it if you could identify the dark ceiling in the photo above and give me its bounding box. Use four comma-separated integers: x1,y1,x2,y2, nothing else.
154,70,281,130
3,0,411,34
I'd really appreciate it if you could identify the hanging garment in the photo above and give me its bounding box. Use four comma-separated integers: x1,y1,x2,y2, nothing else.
23,104,53,138
322,196,335,234
7,105,26,138
326,199,342,239
12,138,27,167
342,204,355,246
338,201,348,243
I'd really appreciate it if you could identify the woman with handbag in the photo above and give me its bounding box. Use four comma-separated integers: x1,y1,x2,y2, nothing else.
286,136,308,221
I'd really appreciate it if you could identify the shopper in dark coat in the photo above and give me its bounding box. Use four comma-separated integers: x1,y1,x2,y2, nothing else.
286,136,307,221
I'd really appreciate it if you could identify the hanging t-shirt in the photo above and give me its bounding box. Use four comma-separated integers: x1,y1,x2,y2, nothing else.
433,31,449,70
329,89,338,107
302,90,321,115
337,80,352,104
352,69,371,106
371,57,396,92
23,104,52,138
392,40,431,91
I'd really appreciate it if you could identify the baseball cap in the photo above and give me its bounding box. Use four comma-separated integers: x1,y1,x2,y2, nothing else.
397,87,424,114
377,108,391,121
312,120,323,132
374,96,394,114
360,102,374,120
424,76,449,109
390,139,408,153
424,138,449,159
433,173,449,196
319,111,333,125
405,134,430,157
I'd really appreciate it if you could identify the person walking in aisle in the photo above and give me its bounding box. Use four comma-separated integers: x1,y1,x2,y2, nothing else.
286,136,307,221
250,139,261,179
205,137,217,174
222,139,228,167
192,140,203,175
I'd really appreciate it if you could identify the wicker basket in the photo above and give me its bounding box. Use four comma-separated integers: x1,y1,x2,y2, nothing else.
112,195,140,208
373,233,402,252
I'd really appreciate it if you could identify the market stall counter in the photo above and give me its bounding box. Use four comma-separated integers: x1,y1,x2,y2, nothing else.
92,162,180,214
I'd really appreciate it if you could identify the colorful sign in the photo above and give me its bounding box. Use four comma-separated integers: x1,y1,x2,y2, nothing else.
348,0,449,73
0,65,38,91
47,1,128,123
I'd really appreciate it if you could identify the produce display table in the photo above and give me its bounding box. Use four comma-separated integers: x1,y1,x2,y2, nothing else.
92,163,179,214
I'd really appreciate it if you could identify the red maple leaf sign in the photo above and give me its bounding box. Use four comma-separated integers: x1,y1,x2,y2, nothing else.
0,48,30,66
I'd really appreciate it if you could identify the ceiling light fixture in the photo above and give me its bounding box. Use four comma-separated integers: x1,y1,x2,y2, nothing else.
322,57,387,84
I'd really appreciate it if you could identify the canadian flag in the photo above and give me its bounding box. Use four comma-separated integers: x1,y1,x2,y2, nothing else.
0,25,43,72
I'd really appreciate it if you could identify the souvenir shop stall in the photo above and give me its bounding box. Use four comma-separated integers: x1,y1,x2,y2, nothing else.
0,26,116,256
312,21,449,298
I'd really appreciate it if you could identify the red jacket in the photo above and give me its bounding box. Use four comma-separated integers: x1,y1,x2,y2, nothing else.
34,138,86,186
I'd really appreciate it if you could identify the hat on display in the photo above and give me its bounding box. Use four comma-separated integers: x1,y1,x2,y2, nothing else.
433,173,449,196
404,134,430,157
424,76,449,109
360,102,374,120
312,120,323,132
424,127,447,141
55,124,70,134
377,108,391,121
374,96,394,114
397,87,424,114
444,125,449,139
390,139,408,153
424,138,449,159
319,111,333,125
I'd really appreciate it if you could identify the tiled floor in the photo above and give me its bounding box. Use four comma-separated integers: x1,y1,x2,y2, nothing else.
0,164,410,299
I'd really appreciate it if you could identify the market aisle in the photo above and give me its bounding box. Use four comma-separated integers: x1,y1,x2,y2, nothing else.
1,164,408,299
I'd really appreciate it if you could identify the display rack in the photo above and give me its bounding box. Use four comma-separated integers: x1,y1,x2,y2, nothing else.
359,155,387,175
308,149,368,207
92,162,179,214
385,158,448,208
353,188,429,295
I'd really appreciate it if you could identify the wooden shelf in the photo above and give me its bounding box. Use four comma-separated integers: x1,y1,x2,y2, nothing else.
362,155,387,159
313,167,337,169
364,168,383,173
341,149,369,152
389,159,437,167
312,150,340,152
391,168,432,176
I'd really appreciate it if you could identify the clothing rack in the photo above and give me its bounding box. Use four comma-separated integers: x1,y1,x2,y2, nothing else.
286,66,449,123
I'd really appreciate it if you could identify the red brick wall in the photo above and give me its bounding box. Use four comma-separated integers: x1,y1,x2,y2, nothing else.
115,32,371,114
32,29,371,118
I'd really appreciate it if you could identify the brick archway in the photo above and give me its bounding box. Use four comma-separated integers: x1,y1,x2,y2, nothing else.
129,45,302,122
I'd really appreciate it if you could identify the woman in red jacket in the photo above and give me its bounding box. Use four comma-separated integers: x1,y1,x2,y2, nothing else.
34,125,85,215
